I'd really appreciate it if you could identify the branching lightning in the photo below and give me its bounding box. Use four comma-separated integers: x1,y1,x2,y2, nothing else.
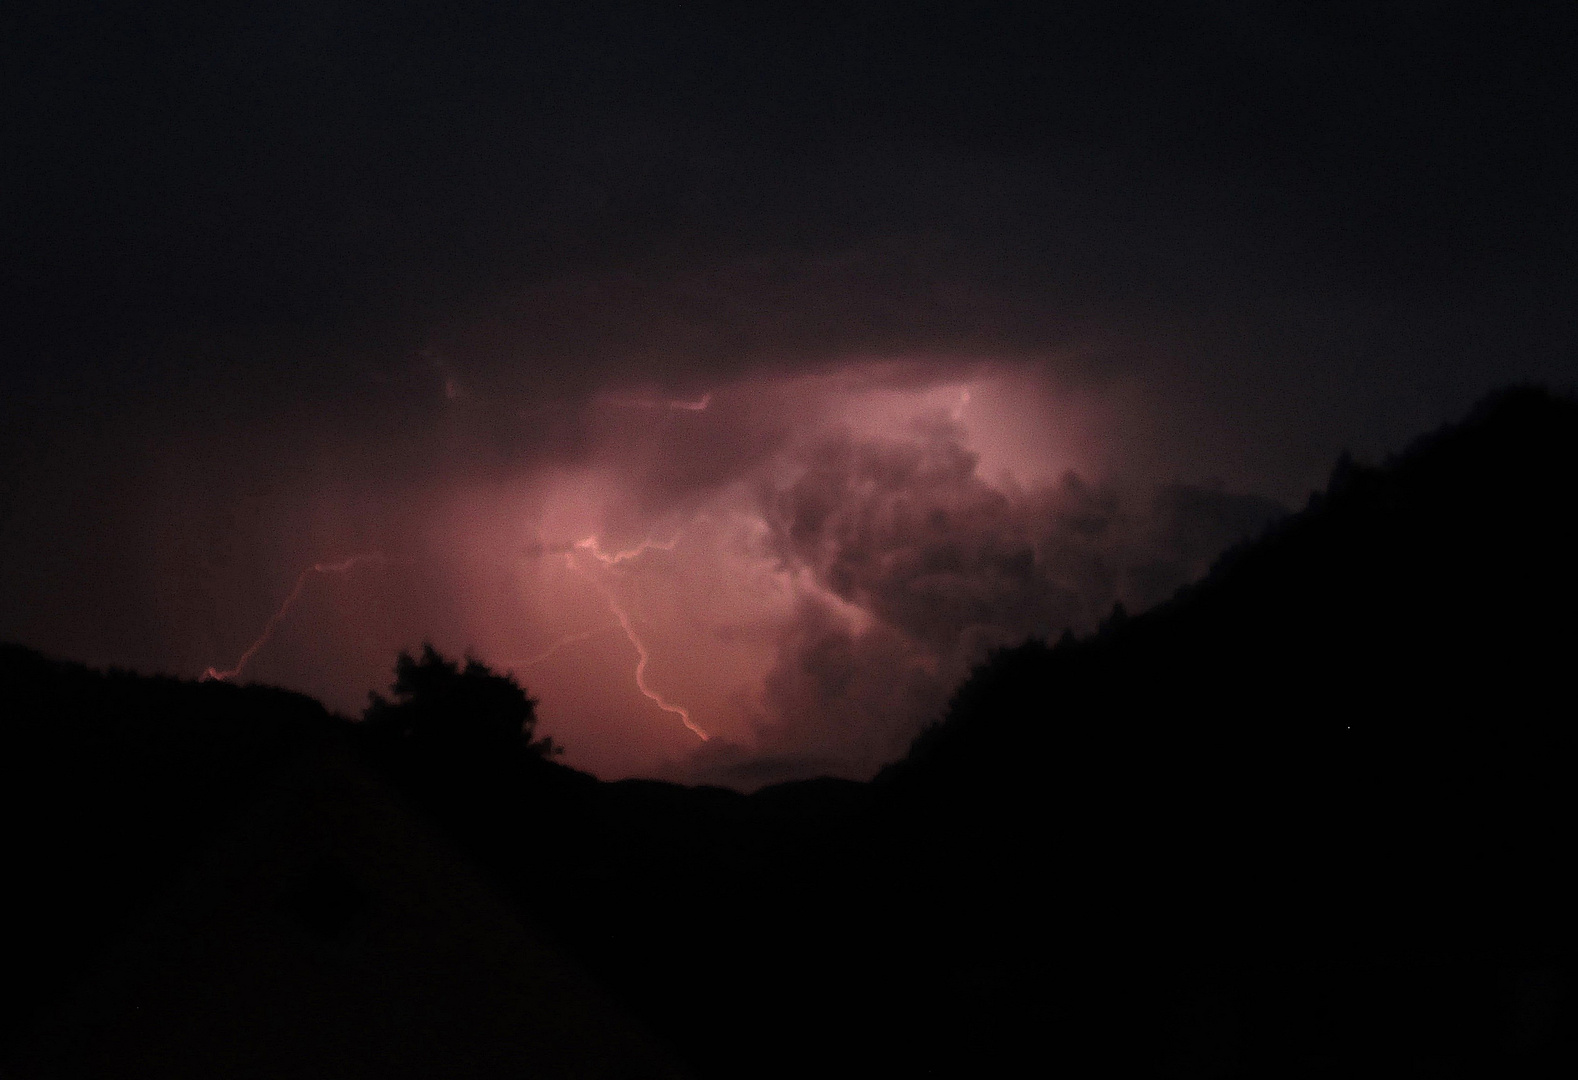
573,535,677,565
201,553,388,683
563,535,709,740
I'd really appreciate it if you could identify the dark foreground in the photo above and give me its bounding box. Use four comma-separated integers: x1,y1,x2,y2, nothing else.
4,388,1576,1077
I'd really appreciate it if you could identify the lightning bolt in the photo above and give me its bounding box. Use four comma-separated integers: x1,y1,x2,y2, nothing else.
563,536,709,740
519,624,618,667
572,535,677,564
606,392,713,412
603,591,709,741
201,553,388,682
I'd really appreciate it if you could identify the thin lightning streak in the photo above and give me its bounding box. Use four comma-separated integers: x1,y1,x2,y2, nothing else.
519,624,617,667
605,592,709,740
201,553,388,682
573,535,677,564
563,538,709,740
606,392,712,412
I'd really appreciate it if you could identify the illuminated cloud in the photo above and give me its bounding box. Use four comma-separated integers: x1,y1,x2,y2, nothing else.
162,358,1286,786
660,390,1285,787
429,363,1277,785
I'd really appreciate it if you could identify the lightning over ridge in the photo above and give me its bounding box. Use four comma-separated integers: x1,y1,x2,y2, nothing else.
201,553,388,683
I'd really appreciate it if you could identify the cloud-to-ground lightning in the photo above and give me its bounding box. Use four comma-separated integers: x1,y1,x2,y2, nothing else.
201,553,388,682
563,535,709,740
604,592,709,740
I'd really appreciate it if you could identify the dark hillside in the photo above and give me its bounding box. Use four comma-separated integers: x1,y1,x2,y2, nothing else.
1,647,690,1078
352,683,886,1079
876,385,1578,1076
0,647,333,1058
896,385,1578,786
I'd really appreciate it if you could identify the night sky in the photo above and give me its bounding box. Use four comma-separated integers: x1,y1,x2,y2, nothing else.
3,2,1575,786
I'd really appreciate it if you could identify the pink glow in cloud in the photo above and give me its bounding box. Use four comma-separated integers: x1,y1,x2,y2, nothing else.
164,358,1279,787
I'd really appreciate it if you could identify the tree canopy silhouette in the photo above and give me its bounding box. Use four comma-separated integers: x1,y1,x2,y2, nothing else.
362,645,560,760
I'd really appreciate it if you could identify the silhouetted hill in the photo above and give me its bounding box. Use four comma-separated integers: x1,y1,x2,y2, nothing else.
4,387,1576,1078
873,385,1578,1076
0,645,335,1060
0,645,689,1078
890,384,1578,793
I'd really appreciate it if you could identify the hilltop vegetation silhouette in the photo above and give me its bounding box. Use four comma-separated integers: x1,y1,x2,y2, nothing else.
3,387,1576,1077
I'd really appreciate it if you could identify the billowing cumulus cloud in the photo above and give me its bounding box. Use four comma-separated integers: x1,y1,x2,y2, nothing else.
667,398,1284,787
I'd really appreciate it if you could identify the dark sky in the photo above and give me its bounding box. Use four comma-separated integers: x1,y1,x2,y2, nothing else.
3,2,1575,784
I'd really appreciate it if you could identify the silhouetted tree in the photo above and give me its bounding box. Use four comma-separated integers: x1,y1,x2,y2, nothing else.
362,645,560,759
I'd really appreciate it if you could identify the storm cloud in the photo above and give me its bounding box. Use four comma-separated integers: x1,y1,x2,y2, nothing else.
2,3,1574,784
678,402,1284,787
